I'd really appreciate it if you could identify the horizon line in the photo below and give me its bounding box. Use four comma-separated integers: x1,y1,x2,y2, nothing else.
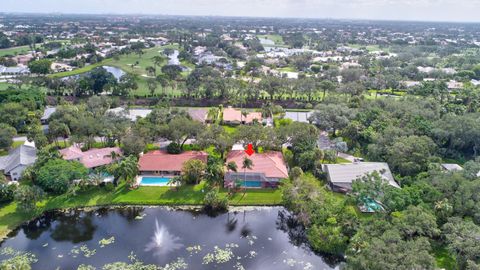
1,12,480,24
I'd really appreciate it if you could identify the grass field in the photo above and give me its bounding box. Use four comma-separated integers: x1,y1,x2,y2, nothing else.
0,45,31,57
257,34,285,45
0,181,282,240
49,44,187,97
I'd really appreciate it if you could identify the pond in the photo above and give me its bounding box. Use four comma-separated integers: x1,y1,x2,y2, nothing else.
1,207,341,269
167,50,180,65
102,66,126,81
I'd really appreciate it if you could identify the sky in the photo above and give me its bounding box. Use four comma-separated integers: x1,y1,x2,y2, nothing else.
2,0,480,23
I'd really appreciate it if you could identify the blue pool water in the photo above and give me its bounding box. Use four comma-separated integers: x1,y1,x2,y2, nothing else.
242,181,263,188
140,176,171,185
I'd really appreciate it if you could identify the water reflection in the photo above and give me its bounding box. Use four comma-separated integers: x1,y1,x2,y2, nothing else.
50,210,96,243
225,212,238,233
144,219,183,256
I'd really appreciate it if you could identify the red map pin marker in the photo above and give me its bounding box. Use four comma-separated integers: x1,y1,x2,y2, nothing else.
245,144,255,156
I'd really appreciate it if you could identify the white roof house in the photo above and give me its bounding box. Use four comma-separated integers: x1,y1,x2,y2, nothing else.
322,162,399,193
106,107,152,122
441,163,463,172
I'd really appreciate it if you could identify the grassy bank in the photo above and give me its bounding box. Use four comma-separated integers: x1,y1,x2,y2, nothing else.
0,182,282,240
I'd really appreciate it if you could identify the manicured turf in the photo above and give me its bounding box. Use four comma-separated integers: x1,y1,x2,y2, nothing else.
0,181,282,239
48,44,189,97
0,45,31,57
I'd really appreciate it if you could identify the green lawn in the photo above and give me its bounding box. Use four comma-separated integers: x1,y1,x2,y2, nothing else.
0,45,31,57
48,61,110,78
48,44,189,97
222,125,238,135
257,34,285,45
0,181,282,240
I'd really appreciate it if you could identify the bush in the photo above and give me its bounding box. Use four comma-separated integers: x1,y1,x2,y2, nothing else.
0,182,16,203
204,190,228,211
166,142,182,154
36,159,88,194
104,182,115,192
14,185,44,213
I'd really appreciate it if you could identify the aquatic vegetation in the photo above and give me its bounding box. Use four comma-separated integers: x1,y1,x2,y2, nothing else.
159,257,188,270
248,250,257,258
99,236,115,247
135,213,147,220
244,235,258,245
70,245,96,258
186,245,202,254
0,248,38,269
234,262,246,270
202,245,235,265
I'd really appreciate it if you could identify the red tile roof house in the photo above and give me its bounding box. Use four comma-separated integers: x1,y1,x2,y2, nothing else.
138,150,208,177
59,145,122,169
224,150,289,188
222,107,262,125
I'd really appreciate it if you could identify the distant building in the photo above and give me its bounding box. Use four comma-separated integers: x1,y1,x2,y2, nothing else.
41,106,57,124
106,107,152,122
224,150,288,188
0,143,37,181
59,145,121,169
322,162,399,193
441,163,463,172
222,107,262,125
0,65,30,75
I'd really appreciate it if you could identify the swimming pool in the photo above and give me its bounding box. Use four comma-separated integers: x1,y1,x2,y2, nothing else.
140,176,172,186
242,181,263,188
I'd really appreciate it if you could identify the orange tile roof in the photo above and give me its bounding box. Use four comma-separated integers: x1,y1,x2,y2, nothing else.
222,108,262,124
60,146,122,169
138,150,208,172
226,150,288,179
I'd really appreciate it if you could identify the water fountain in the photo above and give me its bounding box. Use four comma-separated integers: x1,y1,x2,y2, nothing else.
144,219,183,256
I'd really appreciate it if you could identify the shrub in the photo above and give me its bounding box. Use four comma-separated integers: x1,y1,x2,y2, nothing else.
166,142,182,154
204,190,228,211
104,182,115,192
14,185,44,213
36,159,88,194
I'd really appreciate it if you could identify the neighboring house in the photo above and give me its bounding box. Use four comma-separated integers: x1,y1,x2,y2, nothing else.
222,107,262,125
106,107,152,122
59,145,122,169
187,108,208,123
41,106,57,124
441,163,463,172
138,150,208,176
224,150,289,188
0,65,30,75
0,143,37,181
322,162,399,193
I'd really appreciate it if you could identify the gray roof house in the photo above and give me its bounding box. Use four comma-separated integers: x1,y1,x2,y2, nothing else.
41,106,57,124
0,144,37,181
322,162,399,193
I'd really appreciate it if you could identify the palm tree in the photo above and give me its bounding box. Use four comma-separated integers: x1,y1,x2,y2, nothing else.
113,156,139,188
151,55,166,72
145,66,156,76
167,176,182,191
207,107,220,123
242,157,253,194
